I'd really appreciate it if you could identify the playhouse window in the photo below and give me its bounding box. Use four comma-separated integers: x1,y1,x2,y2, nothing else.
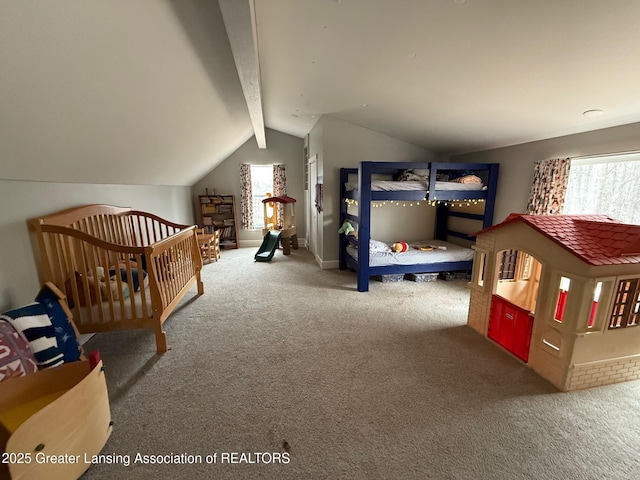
475,251,487,287
518,253,533,280
609,278,640,329
554,276,571,323
498,250,518,280
587,282,602,329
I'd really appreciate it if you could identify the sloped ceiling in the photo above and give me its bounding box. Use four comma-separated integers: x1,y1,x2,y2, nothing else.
0,0,252,186
2,0,640,187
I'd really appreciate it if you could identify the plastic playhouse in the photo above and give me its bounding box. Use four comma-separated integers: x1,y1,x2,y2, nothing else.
259,194,298,256
467,213,640,391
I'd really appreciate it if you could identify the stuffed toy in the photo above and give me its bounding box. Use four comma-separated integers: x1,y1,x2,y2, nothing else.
92,266,130,301
338,221,355,235
391,241,409,253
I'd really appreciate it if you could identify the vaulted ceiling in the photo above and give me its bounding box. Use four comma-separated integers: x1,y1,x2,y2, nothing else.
2,0,640,186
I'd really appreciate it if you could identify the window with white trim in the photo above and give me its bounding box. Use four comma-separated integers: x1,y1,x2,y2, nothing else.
250,165,273,229
564,154,640,225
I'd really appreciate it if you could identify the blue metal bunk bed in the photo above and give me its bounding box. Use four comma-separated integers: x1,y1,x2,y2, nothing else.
339,161,499,292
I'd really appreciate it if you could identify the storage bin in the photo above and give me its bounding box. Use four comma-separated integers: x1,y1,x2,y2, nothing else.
407,273,438,283
0,358,112,480
378,274,404,283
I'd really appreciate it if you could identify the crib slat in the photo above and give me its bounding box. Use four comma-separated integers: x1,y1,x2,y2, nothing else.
128,253,145,318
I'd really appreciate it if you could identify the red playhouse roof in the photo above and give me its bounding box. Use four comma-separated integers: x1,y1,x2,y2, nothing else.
261,195,296,204
476,214,640,266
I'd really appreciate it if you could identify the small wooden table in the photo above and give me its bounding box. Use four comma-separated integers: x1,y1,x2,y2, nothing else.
196,230,220,264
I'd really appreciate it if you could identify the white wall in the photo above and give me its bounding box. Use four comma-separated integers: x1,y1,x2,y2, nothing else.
452,121,640,224
0,180,192,310
192,128,304,246
309,116,437,267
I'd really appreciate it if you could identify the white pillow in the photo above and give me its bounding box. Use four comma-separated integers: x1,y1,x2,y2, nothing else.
412,168,430,178
397,168,429,181
370,239,392,253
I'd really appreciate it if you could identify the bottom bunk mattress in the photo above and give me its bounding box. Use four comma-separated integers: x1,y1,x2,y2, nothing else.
346,239,474,267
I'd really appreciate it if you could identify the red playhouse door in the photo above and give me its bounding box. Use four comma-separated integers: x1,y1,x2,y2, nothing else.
487,295,534,362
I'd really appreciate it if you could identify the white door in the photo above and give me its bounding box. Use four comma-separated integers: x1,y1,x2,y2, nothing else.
309,157,317,256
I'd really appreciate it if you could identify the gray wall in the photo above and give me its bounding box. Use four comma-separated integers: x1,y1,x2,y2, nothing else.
192,128,304,246
0,180,192,310
309,116,437,267
452,121,640,224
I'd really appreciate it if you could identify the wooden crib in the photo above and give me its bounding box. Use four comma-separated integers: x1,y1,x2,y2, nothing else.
29,204,204,354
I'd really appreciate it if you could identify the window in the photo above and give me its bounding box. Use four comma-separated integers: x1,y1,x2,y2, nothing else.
240,164,286,230
518,253,533,280
250,165,273,229
564,154,640,224
472,250,488,287
609,278,640,329
588,282,603,329
498,250,517,280
498,250,536,282
554,276,571,323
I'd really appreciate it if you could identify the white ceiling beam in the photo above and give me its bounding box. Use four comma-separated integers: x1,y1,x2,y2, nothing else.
218,0,266,148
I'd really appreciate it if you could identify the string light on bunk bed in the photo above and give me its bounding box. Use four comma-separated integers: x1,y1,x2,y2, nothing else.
425,199,486,207
349,198,485,208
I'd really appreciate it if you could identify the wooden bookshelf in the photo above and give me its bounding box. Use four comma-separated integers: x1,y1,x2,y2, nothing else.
198,194,239,249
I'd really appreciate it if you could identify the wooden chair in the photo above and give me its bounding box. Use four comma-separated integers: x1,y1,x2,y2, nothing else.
197,228,220,264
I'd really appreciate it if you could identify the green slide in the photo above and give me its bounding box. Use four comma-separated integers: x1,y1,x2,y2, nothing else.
255,230,282,262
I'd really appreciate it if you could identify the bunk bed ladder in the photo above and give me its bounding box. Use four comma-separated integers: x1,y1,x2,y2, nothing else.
357,162,373,292
339,168,358,271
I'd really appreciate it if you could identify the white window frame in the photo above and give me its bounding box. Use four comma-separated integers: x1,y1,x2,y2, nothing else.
563,153,640,225
250,165,273,230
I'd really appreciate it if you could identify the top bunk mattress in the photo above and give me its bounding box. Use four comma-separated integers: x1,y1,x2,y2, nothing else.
344,181,486,192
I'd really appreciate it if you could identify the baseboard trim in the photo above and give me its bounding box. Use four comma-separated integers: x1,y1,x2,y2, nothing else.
319,258,339,269
238,240,262,248
237,239,310,249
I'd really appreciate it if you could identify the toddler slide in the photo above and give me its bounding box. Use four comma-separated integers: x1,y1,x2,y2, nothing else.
255,230,282,262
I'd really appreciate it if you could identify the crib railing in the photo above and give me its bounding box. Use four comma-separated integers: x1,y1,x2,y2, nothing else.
146,229,203,318
33,205,189,247
33,224,198,330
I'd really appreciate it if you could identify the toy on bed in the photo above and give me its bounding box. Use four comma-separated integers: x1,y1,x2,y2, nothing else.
415,244,447,251
393,241,446,252
0,282,111,480
338,221,356,236
339,161,499,292
391,242,409,253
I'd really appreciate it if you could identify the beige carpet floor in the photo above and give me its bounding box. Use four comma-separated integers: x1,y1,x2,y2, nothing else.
82,247,640,479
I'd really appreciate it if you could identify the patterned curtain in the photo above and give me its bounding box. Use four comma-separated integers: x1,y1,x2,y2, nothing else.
240,164,253,229
526,158,571,215
273,164,286,226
